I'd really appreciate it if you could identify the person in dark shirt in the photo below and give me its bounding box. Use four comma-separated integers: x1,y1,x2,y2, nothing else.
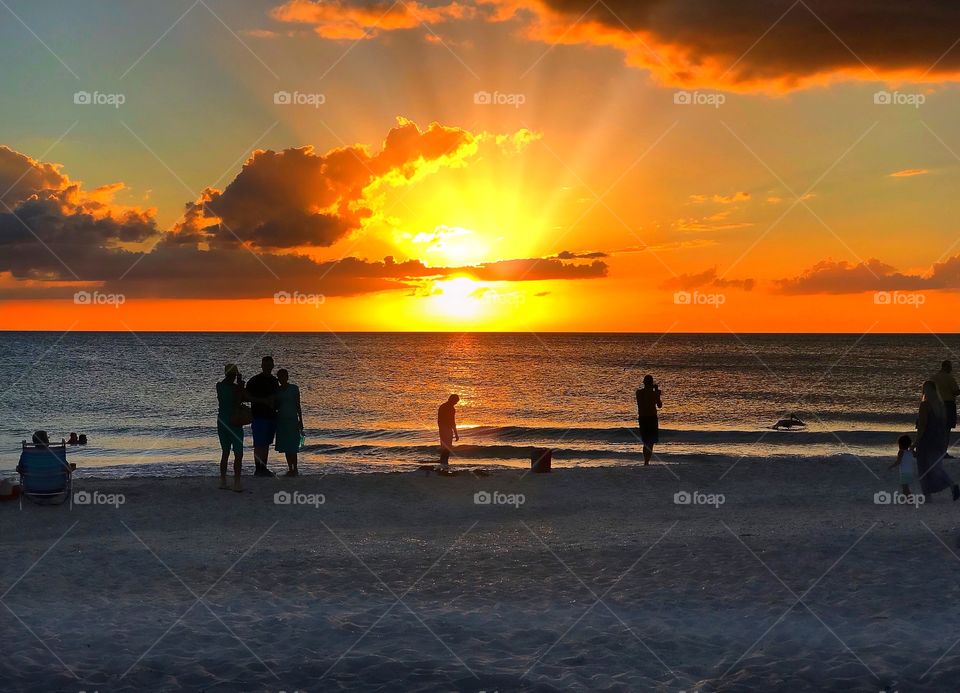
246,356,280,477
437,394,460,468
636,375,663,465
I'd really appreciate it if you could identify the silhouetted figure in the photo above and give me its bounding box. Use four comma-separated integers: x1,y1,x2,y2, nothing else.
246,356,279,477
275,368,303,477
915,380,960,501
217,363,246,492
890,434,917,498
438,394,460,468
67,432,79,445
636,375,662,465
77,434,87,445
773,413,806,430
934,360,959,457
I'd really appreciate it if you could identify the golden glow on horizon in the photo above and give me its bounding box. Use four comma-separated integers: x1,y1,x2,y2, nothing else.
428,277,488,320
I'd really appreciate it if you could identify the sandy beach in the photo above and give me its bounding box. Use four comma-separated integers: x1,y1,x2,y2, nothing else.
2,457,960,692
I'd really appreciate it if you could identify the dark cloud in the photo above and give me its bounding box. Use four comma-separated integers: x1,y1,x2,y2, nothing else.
662,267,754,291
525,0,960,88
555,249,609,259
274,1,960,89
184,118,477,250
465,257,607,281
774,256,960,294
0,120,606,301
0,146,70,207
0,150,158,281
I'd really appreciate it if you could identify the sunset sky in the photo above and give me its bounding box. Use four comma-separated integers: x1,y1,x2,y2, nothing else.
3,0,960,332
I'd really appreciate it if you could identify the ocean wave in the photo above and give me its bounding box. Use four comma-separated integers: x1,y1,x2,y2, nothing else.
307,425,911,446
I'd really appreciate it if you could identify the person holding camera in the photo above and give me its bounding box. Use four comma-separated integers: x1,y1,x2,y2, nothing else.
636,375,663,465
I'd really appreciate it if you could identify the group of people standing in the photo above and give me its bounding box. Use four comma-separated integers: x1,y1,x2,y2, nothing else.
895,360,960,501
214,357,959,496
216,356,303,491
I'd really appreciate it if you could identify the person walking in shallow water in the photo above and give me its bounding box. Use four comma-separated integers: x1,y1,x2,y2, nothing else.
636,375,662,465
437,394,460,469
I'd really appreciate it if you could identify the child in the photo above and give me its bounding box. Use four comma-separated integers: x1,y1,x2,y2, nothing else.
890,434,917,498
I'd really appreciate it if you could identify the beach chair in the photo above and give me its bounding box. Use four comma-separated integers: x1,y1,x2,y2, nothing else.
17,441,72,505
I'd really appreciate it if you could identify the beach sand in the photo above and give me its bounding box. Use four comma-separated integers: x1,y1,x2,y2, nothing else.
2,457,960,692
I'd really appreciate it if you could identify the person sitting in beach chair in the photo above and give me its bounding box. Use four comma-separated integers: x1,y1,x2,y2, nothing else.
773,413,805,430
18,433,73,505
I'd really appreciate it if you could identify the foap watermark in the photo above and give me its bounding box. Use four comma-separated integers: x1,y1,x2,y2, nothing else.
874,291,925,308
874,490,925,508
873,90,925,108
74,290,125,308
474,90,525,108
73,90,126,109
674,290,726,308
473,490,525,508
274,90,326,108
73,490,125,508
674,490,725,508
274,290,325,308
274,490,325,508
673,90,726,108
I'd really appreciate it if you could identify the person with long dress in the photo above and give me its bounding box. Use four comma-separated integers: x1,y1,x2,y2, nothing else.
915,380,960,501
274,368,303,477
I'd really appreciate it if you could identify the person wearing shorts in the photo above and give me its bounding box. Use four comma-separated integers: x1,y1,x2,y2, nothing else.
246,356,280,477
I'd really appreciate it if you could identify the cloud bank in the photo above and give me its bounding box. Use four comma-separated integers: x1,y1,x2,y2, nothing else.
270,0,960,90
0,120,606,300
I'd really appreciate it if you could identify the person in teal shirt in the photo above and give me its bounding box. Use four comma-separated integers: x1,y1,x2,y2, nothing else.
274,368,304,476
216,364,245,492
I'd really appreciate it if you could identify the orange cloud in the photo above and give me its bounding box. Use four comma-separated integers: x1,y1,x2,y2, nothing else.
179,117,480,250
0,119,594,300
689,191,750,204
890,168,930,178
271,0,475,40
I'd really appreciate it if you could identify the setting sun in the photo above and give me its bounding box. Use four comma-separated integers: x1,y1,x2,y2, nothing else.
428,277,488,320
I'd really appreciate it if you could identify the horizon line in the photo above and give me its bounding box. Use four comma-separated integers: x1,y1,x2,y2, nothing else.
1,329,958,336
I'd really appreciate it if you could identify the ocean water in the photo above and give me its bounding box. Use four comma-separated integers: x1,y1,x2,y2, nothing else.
0,332,954,477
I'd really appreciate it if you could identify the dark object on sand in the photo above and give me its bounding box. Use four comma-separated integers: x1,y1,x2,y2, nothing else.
531,448,552,473
78,434,88,445
773,414,806,430
18,440,71,504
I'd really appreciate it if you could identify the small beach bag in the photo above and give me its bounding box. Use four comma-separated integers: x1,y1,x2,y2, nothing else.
231,402,252,427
